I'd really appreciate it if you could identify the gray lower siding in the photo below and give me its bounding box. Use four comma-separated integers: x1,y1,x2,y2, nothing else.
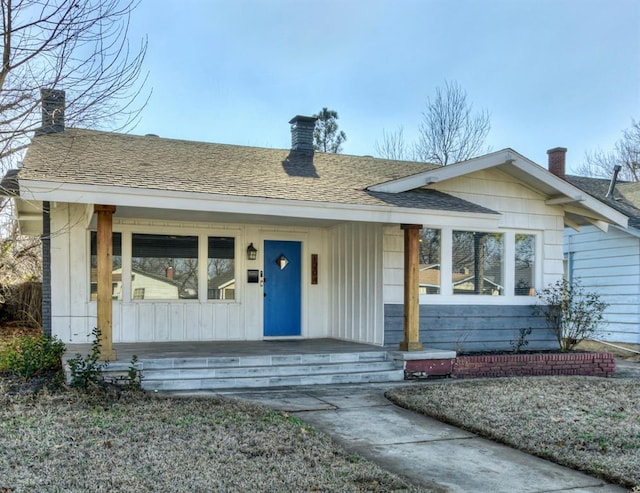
384,304,557,352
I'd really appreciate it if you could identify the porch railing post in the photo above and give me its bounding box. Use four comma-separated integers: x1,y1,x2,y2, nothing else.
399,224,423,351
95,204,117,361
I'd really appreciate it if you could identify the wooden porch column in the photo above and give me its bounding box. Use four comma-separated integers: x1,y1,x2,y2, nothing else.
399,224,423,351
95,204,117,361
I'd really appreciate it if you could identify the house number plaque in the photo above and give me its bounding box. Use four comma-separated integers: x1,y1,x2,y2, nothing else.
311,254,318,285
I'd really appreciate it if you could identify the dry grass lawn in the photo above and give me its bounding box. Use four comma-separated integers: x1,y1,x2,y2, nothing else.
0,387,427,493
2,326,638,491
387,376,640,489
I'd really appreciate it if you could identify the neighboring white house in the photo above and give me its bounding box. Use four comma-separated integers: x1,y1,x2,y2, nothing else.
552,170,640,345
2,95,628,354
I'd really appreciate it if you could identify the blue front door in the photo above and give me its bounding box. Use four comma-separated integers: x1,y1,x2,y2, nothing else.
263,240,302,337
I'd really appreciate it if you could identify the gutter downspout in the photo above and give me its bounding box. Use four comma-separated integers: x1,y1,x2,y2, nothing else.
42,201,51,337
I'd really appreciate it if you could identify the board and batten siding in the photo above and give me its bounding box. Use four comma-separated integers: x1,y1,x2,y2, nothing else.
49,203,330,343
328,222,384,345
382,168,565,351
565,225,640,344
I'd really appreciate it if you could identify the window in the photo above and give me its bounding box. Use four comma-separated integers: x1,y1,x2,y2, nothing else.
131,234,198,300
419,228,441,294
208,237,235,300
90,232,122,301
452,231,504,295
515,234,535,296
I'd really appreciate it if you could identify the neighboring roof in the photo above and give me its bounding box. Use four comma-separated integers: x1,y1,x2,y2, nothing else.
566,175,640,229
113,267,181,287
418,265,483,287
208,270,235,289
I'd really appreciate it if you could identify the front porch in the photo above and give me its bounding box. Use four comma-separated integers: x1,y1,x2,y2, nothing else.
65,339,444,391
65,338,387,361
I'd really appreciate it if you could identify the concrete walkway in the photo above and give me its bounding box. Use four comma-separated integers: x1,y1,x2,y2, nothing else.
216,381,629,493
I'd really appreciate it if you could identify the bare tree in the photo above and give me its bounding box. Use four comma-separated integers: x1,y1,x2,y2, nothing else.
415,81,490,165
374,126,412,161
374,82,490,165
1,0,149,171
578,120,640,181
0,0,148,317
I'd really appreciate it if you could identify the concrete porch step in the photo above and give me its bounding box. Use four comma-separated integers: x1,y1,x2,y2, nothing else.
104,350,404,391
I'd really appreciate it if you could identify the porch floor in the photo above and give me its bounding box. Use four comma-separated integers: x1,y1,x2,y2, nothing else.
64,338,385,363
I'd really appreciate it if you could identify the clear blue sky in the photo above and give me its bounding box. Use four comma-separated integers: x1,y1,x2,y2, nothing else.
129,0,640,174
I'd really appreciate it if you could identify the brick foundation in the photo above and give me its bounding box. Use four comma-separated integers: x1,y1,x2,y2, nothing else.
405,358,454,377
452,352,615,379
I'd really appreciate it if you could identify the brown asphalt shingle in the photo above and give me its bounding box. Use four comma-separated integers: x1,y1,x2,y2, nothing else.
19,128,497,214
566,175,640,228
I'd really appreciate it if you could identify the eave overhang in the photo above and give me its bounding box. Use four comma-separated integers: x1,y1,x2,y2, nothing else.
15,179,502,234
367,149,628,231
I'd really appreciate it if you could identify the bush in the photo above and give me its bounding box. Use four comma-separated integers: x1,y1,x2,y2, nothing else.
534,279,608,351
67,327,142,392
0,334,65,379
67,327,108,390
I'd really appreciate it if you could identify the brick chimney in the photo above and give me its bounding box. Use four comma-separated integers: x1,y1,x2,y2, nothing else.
37,88,66,135
547,147,567,179
166,266,174,280
289,115,317,152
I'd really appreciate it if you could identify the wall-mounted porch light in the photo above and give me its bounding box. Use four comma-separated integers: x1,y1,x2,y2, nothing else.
247,242,258,261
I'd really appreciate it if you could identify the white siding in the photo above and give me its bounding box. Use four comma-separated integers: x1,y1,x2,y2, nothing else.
328,223,384,345
565,225,640,344
382,168,566,306
432,168,563,229
50,207,331,343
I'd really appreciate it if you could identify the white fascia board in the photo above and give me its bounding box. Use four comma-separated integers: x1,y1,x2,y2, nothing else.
367,149,517,193
545,195,585,205
18,180,502,228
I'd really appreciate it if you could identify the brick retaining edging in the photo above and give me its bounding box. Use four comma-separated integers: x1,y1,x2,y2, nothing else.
403,352,615,379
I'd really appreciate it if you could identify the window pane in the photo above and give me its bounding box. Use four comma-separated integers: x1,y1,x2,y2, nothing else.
515,234,535,295
90,232,122,301
132,234,198,300
419,228,441,294
452,231,504,295
208,237,235,300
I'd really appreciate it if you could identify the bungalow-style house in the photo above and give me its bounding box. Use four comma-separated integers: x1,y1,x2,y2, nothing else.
546,151,640,345
1,91,629,384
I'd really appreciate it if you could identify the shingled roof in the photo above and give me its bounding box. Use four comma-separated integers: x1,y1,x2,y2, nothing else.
18,128,498,214
566,175,640,229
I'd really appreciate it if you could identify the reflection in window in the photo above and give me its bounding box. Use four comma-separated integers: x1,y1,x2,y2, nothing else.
208,237,235,300
419,228,441,294
452,231,504,295
515,234,535,295
90,232,122,301
131,234,198,300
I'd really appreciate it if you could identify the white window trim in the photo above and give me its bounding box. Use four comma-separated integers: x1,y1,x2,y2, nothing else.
419,227,540,306
88,225,241,304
